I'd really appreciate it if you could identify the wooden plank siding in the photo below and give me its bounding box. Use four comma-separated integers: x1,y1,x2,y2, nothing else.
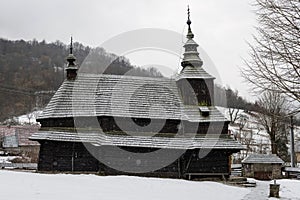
38,141,99,172
37,140,231,179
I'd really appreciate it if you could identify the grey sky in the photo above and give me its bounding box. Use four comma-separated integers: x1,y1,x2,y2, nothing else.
0,0,257,101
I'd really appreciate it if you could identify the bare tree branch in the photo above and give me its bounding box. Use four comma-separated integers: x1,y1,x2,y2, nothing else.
242,0,300,113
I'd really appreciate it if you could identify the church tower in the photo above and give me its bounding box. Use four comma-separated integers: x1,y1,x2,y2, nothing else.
176,7,215,106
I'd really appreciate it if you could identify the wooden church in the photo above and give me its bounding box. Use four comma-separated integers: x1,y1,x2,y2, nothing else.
30,9,243,179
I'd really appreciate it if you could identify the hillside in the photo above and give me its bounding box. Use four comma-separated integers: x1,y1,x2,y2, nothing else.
1,38,260,124
0,38,162,122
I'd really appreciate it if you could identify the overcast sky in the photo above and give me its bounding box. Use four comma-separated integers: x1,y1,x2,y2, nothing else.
0,0,257,101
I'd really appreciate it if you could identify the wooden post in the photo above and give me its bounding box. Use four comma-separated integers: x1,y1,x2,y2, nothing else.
178,157,181,178
290,116,295,167
71,142,75,172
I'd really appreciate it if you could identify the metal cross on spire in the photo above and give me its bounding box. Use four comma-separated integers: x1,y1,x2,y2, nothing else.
186,5,194,39
70,36,73,54
66,36,76,65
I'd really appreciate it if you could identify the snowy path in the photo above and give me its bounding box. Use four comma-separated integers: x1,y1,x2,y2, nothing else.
242,180,269,200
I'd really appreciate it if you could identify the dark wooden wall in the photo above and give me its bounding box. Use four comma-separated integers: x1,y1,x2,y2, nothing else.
37,140,231,179
181,150,231,174
38,141,99,172
38,117,229,135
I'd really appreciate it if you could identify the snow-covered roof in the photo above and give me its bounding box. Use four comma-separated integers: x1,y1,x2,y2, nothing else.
241,154,284,164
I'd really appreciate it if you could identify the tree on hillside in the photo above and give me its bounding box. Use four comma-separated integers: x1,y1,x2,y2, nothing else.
227,92,241,124
242,0,300,113
226,88,246,124
238,114,255,158
256,90,289,158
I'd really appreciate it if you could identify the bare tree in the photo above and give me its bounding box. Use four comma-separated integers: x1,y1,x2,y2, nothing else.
228,108,241,125
242,0,300,112
226,88,244,124
238,115,255,157
256,90,288,154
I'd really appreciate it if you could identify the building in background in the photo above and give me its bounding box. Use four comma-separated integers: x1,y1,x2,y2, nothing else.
242,154,284,180
0,125,40,162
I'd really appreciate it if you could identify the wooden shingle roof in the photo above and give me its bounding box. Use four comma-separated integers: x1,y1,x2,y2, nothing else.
38,73,227,122
241,154,284,164
30,131,244,150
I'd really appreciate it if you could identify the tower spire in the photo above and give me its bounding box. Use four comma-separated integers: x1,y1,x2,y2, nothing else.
70,36,73,54
180,6,203,68
186,6,194,39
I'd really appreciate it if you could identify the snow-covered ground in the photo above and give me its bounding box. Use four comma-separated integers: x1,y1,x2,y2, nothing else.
1,170,300,200
275,179,300,200
0,170,249,200
15,110,42,125
0,156,17,163
2,110,43,125
243,178,300,200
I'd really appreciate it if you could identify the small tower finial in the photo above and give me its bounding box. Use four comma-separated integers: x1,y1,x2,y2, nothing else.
70,36,73,54
66,36,78,80
186,5,194,39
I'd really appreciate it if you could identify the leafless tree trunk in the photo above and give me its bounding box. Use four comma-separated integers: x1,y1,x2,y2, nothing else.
256,90,287,154
242,0,300,113
228,108,241,124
